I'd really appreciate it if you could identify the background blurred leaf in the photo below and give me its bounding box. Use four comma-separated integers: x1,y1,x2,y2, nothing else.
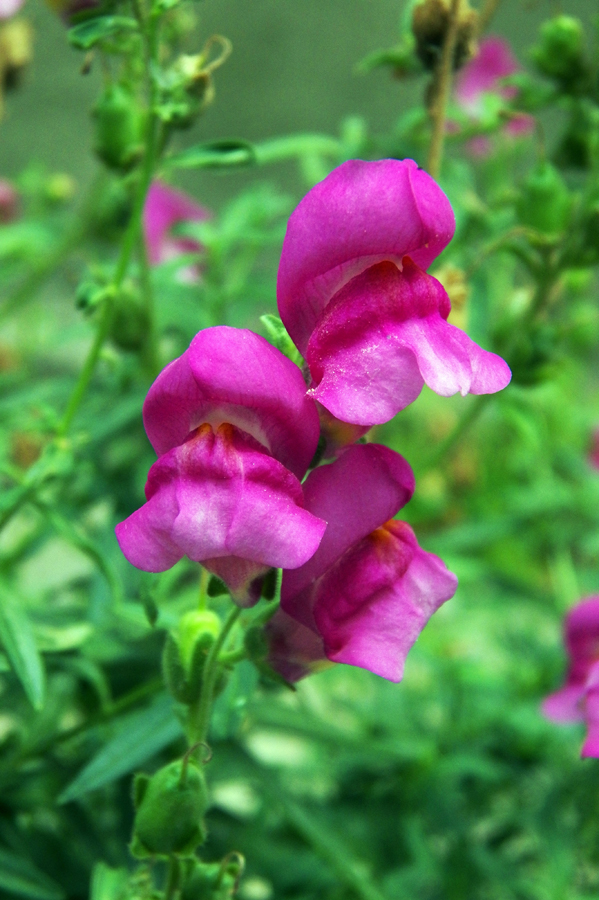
0,585,45,710
58,694,183,804
0,847,64,900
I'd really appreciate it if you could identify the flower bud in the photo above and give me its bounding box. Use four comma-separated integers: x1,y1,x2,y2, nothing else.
131,758,209,857
412,0,478,72
109,283,150,352
531,16,585,87
0,19,33,91
178,610,221,672
516,161,572,235
92,84,145,171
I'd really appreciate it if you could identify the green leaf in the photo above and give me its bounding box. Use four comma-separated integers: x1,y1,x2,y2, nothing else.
68,16,138,50
0,847,64,900
259,314,303,367
166,140,255,170
0,585,45,710
58,694,183,803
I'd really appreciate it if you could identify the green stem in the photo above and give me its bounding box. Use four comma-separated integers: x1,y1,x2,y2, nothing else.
164,856,181,900
56,8,161,436
188,606,242,745
426,0,462,179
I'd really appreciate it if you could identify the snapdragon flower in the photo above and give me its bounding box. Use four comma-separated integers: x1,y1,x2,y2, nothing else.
143,180,209,271
277,159,511,427
274,444,458,681
116,327,326,605
455,36,534,152
542,597,599,758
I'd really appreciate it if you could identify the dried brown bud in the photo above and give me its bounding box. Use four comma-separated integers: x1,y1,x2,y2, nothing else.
412,0,478,72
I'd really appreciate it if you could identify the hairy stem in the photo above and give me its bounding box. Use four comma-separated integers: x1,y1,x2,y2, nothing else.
188,606,242,745
426,0,462,179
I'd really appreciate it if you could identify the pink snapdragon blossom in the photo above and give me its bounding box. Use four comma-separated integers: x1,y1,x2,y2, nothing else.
277,444,458,681
589,429,599,470
277,159,511,427
143,180,209,270
542,597,599,758
455,37,534,151
116,327,326,605
266,609,332,683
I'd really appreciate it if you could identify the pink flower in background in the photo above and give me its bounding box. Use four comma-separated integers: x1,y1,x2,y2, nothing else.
0,179,18,223
143,180,210,269
116,327,326,605
455,36,534,150
0,0,24,18
542,597,599,758
278,444,458,681
277,159,511,427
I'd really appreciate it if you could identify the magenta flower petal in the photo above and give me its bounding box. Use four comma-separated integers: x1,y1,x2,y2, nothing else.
143,327,321,479
581,663,599,758
313,521,457,681
306,260,511,425
589,429,599,470
282,443,415,629
265,609,330,682
281,445,457,681
143,180,210,266
277,159,455,355
541,685,585,724
116,424,326,604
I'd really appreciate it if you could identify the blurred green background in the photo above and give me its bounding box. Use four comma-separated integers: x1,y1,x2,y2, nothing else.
0,0,595,210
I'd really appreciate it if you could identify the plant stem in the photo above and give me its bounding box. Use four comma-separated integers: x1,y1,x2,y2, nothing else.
426,0,462,179
56,9,161,436
164,856,180,900
188,606,242,745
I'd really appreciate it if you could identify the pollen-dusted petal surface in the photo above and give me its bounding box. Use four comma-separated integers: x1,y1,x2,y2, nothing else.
115,424,326,603
277,159,455,355
282,443,415,629
313,521,458,681
306,260,511,425
143,327,320,478
143,180,209,266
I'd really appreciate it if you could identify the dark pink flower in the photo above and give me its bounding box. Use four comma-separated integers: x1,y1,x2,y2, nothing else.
455,37,534,142
143,180,210,269
265,609,331,682
277,159,511,427
278,444,458,681
116,327,326,604
542,597,599,757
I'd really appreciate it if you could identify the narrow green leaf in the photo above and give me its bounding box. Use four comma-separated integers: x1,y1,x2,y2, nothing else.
259,314,303,367
0,585,45,710
0,847,64,900
68,16,138,50
58,694,183,803
166,140,255,170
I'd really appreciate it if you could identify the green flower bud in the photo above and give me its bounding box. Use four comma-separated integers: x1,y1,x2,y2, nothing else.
131,758,209,857
92,85,145,171
109,283,150,352
531,16,585,86
178,610,221,672
516,161,571,235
